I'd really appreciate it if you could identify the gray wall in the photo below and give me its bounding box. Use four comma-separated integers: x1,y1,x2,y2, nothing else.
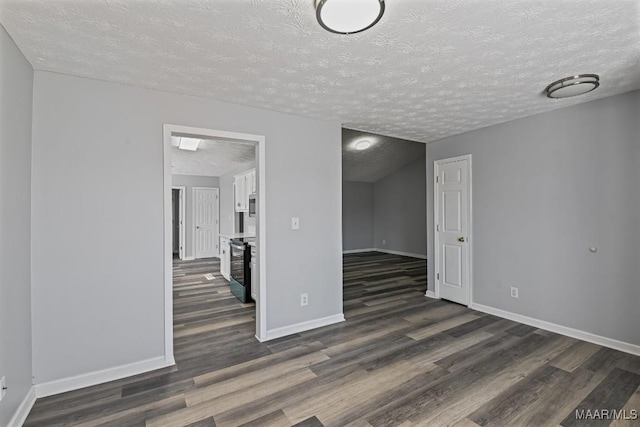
31,71,343,384
171,174,220,259
426,90,640,346
0,25,33,425
342,181,374,250
374,158,427,256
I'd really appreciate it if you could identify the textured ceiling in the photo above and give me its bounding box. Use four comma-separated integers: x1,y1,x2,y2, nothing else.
171,136,255,177
1,0,639,143
343,128,425,183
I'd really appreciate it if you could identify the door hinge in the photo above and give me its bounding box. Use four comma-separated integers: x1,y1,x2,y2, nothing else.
436,176,439,183
437,273,440,280
436,224,440,231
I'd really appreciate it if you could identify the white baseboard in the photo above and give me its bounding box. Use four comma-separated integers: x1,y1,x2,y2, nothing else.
258,313,345,342
425,290,437,298
183,256,195,261
374,248,427,259
470,302,640,357
342,248,427,260
7,386,36,427
342,248,376,254
34,356,173,398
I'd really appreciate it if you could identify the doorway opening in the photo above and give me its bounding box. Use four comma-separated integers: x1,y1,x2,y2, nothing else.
163,124,267,365
340,128,428,316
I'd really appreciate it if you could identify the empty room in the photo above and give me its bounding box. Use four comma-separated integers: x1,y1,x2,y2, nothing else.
1,1,639,426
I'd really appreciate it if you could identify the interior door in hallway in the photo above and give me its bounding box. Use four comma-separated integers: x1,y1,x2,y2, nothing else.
194,187,219,259
435,156,471,305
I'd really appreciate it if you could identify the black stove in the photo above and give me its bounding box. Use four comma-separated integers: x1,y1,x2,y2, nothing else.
229,238,254,303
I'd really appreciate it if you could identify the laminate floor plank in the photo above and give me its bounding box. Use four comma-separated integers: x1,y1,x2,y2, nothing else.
22,252,640,427
238,410,291,427
551,340,603,373
503,367,606,427
561,368,640,427
610,384,640,427
468,364,569,426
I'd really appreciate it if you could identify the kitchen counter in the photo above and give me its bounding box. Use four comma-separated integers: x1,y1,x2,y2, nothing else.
220,233,256,239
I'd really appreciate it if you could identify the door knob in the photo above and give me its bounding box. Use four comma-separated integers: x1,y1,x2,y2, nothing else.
458,237,465,242
196,226,200,229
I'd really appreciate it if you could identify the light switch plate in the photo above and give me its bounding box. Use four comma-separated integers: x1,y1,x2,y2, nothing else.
291,217,300,230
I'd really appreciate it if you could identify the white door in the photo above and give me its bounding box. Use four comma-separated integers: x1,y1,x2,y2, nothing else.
176,187,185,260
435,156,471,305
194,188,219,259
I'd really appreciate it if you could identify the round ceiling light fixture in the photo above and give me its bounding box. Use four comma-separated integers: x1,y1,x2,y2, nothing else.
544,74,600,99
316,0,385,35
355,139,372,150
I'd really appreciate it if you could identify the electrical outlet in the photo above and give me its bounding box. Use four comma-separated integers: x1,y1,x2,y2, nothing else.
382,239,386,245
291,217,300,230
300,293,308,306
510,287,519,299
0,376,6,401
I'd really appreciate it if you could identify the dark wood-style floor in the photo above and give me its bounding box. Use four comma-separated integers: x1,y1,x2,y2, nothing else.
24,253,640,426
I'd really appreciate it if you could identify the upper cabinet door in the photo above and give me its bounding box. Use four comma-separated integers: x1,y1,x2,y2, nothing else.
234,177,244,212
233,169,255,212
250,170,257,194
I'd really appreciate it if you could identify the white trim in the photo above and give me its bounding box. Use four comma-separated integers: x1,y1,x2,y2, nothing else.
182,256,195,261
470,302,640,357
425,290,437,298
7,386,36,427
375,248,427,260
34,356,171,398
342,248,376,254
433,154,473,305
257,314,345,342
163,124,268,348
191,187,220,259
171,186,186,260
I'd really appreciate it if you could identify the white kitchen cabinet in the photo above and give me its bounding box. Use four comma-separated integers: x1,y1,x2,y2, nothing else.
233,168,256,212
220,236,231,281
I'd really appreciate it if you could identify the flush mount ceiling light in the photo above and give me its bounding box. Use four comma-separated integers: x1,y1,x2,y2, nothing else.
316,0,385,35
544,74,600,99
178,137,200,151
355,139,372,150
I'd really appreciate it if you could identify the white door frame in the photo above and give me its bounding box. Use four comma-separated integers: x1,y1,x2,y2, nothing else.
192,187,220,259
172,186,186,260
163,124,267,365
433,154,473,305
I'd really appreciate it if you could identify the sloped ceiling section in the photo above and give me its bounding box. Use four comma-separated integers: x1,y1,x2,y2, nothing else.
343,128,425,183
171,136,255,177
1,0,638,143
